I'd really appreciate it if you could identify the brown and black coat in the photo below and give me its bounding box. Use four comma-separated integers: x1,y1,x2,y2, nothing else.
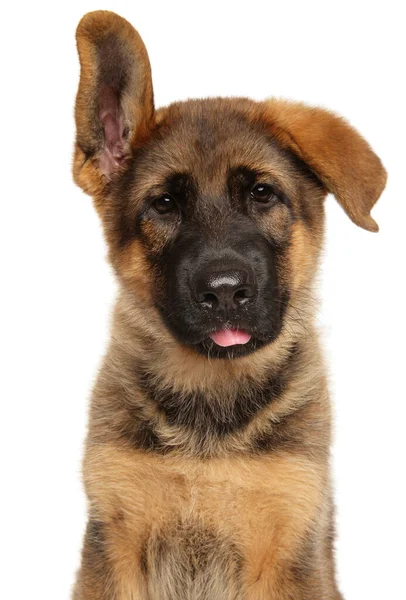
72,11,386,600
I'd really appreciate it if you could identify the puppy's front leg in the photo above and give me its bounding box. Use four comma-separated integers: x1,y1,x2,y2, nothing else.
246,575,344,600
73,519,147,600
72,520,113,599
245,553,344,600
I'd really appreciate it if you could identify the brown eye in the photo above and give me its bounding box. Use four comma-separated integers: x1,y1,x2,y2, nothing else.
250,183,278,205
152,195,176,215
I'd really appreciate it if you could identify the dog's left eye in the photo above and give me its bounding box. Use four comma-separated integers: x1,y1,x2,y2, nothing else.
250,184,278,205
152,194,177,215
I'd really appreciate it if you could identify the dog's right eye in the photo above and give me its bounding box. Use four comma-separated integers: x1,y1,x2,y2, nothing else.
152,195,177,215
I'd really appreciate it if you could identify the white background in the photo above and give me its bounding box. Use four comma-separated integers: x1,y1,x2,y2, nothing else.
1,1,405,598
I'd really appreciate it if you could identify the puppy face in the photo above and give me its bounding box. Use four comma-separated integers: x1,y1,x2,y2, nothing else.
104,100,326,358
73,11,386,359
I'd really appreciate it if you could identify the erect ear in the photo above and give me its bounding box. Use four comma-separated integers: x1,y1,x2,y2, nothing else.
73,11,154,196
264,99,387,231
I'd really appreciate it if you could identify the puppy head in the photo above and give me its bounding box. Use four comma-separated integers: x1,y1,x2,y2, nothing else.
73,11,387,359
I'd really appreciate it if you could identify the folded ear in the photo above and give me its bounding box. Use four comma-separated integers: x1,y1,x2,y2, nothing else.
73,11,154,195
264,99,387,231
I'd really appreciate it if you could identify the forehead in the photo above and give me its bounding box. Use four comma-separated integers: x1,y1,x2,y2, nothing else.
131,98,299,198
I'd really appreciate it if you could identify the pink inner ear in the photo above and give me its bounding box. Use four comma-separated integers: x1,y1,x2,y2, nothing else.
98,84,127,176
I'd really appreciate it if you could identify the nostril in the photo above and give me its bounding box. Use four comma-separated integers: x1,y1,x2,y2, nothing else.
233,287,254,305
198,292,218,308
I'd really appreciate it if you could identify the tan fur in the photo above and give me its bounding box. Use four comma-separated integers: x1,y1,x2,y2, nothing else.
72,10,386,600
264,99,387,232
82,443,326,600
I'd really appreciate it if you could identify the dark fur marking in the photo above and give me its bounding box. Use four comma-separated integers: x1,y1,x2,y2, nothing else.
114,166,196,249
289,528,318,582
140,538,149,576
117,208,136,248
112,509,125,524
281,148,325,228
251,394,329,459
85,519,105,556
75,519,114,599
163,172,193,204
136,342,299,439
120,410,167,453
251,403,306,454
146,521,244,593
96,33,128,93
283,526,335,600
228,165,293,215
252,421,297,454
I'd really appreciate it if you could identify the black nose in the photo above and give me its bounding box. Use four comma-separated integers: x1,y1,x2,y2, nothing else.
194,268,257,310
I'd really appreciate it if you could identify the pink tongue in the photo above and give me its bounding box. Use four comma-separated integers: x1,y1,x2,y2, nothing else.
209,329,251,347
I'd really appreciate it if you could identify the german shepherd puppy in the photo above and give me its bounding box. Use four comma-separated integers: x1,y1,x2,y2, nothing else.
72,11,386,600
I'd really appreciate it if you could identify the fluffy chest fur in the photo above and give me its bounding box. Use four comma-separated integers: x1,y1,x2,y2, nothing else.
84,444,327,599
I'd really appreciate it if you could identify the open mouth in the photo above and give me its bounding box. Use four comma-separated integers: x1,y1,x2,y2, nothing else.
209,328,252,348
